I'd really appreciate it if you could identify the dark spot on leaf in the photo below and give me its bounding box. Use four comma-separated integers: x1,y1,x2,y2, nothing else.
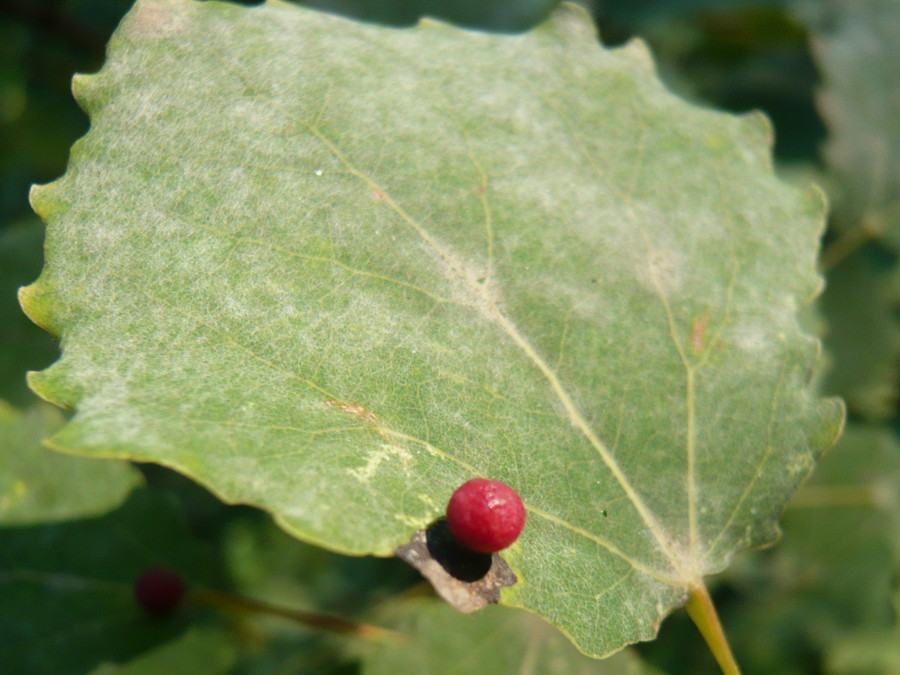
690,309,713,353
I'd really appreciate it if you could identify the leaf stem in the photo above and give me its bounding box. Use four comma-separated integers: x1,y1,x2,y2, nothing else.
686,582,740,675
190,587,406,645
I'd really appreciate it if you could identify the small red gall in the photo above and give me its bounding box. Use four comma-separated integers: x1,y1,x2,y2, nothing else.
133,567,186,616
446,478,526,553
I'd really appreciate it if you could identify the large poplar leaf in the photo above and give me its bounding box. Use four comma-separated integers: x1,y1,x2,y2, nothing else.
22,0,842,656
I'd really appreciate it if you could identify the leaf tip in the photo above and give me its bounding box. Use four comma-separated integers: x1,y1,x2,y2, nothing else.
26,369,73,411
29,183,63,222
71,73,103,114
617,36,658,72
18,281,61,340
741,108,776,149
815,396,847,458
542,2,599,44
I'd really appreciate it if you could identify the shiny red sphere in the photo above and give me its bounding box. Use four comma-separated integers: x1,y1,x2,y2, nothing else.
446,478,526,553
134,567,186,615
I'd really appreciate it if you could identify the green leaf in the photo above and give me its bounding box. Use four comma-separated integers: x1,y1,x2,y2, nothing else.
0,220,58,405
362,597,661,674
219,513,418,672
725,424,900,672
811,0,900,236
820,249,900,419
222,514,417,613
23,0,841,656
826,626,900,675
0,488,221,673
89,627,237,675
0,401,141,525
784,425,899,635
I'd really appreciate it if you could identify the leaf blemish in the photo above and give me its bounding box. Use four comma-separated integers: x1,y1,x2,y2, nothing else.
690,310,713,353
349,443,414,483
325,400,389,440
650,251,682,290
434,245,500,324
325,400,377,422
638,247,685,297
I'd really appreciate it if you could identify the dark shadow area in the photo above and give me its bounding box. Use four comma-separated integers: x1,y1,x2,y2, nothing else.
425,519,493,582
226,0,560,32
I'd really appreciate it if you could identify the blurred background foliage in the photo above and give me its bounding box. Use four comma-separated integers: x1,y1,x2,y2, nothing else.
1,0,897,672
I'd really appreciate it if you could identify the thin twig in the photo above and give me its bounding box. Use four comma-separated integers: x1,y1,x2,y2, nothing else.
819,216,880,270
190,587,406,645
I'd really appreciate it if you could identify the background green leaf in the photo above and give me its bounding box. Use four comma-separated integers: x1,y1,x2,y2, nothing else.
723,425,900,673
0,400,141,524
826,624,900,675
362,597,661,674
89,627,237,675
223,513,418,617
810,0,900,238
819,250,900,419
805,0,900,429
0,488,222,673
0,220,58,405
22,0,841,657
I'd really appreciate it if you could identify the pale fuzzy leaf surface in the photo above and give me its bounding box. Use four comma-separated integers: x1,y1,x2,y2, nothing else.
0,401,141,525
811,0,900,236
23,0,841,656
362,597,661,675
